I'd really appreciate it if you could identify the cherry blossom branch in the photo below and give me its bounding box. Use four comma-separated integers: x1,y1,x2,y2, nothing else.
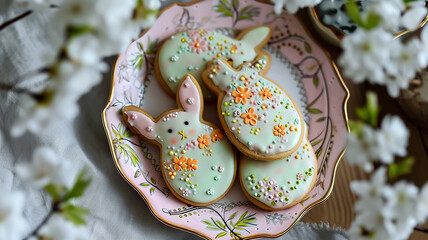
22,202,60,240
0,5,58,32
414,226,428,234
0,10,32,32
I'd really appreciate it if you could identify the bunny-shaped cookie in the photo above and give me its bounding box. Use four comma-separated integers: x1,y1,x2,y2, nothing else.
155,26,272,101
123,75,237,206
202,56,305,161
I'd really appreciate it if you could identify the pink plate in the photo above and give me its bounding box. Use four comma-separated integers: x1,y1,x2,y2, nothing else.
102,0,349,239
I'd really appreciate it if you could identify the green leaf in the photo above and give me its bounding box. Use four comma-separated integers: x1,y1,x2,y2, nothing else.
215,0,233,17
134,170,142,178
137,42,144,52
307,108,323,114
67,25,93,38
216,220,226,229
44,184,66,202
388,157,415,180
150,187,155,195
311,138,323,146
237,211,248,223
345,0,363,26
62,204,89,226
363,11,381,30
315,146,323,157
150,177,157,184
316,117,326,122
202,220,214,226
304,42,312,53
355,91,379,127
140,182,150,187
215,232,227,238
111,124,119,138
121,144,141,166
132,54,144,70
313,76,319,88
63,170,91,202
238,6,260,21
227,211,237,221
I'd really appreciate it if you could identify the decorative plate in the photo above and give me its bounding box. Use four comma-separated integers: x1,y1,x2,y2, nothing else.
309,0,428,46
102,0,349,239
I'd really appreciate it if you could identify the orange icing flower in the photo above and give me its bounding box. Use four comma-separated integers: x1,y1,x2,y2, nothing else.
231,86,252,105
230,45,238,54
240,108,258,126
211,129,224,142
261,104,268,110
197,134,211,149
172,156,187,171
273,124,286,137
259,87,273,100
239,75,248,82
186,158,198,171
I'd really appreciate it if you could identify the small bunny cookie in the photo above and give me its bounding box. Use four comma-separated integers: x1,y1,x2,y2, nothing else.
239,124,317,211
123,75,237,206
202,56,305,161
155,26,272,101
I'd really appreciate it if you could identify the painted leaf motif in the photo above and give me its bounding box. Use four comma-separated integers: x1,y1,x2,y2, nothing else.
215,0,233,17
216,232,227,238
140,182,150,187
150,187,155,195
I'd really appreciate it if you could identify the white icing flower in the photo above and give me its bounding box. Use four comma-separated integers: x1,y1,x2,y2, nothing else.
38,214,86,240
375,115,409,163
0,188,28,240
15,146,72,188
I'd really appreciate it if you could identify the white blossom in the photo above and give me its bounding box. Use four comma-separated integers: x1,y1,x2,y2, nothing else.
16,146,72,188
382,182,419,240
0,188,28,240
271,0,321,14
376,115,409,163
11,60,106,137
345,125,379,172
350,167,387,212
339,28,394,84
350,168,426,240
400,2,427,30
416,182,428,223
38,214,86,240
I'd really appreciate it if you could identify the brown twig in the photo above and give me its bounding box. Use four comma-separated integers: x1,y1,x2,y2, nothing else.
0,10,33,32
414,226,428,234
0,4,59,32
22,202,60,240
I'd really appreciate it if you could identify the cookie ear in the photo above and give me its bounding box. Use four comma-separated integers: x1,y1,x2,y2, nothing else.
239,26,271,49
178,75,202,113
123,106,156,140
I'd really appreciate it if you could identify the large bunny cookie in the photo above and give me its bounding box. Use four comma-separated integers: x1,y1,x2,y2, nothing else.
155,26,272,101
123,75,237,206
239,124,317,211
202,57,305,161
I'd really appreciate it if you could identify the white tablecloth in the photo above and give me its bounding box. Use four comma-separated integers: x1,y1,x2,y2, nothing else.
0,2,349,239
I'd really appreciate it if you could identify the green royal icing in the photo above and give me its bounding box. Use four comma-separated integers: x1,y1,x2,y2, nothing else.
205,56,304,157
240,131,316,209
157,113,235,203
157,27,271,100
